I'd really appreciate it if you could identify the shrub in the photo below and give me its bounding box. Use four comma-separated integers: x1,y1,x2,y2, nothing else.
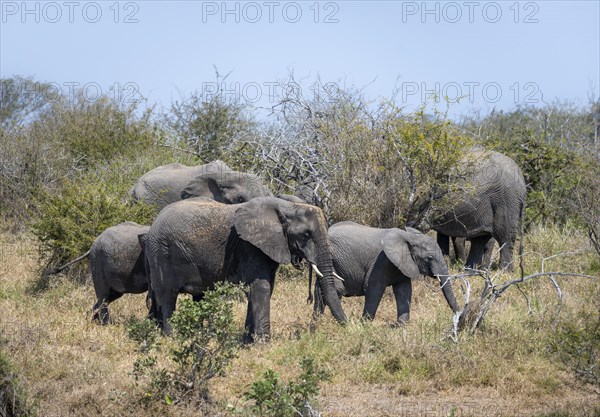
30,155,158,275
230,79,471,227
462,102,600,228
549,306,600,388
244,357,329,417
0,77,160,224
1,76,53,131
164,70,256,162
129,283,243,405
33,93,157,169
0,343,36,417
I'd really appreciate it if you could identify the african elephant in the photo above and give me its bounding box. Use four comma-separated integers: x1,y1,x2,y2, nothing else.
89,221,151,324
130,160,272,209
144,196,347,341
417,149,526,271
313,221,461,324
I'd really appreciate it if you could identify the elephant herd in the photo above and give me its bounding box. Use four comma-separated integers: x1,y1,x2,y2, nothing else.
86,150,526,342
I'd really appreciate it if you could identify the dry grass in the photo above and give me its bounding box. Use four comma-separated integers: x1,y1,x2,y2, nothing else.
1,225,599,417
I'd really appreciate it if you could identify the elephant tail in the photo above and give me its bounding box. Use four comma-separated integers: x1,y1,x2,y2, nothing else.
518,198,526,278
43,250,91,277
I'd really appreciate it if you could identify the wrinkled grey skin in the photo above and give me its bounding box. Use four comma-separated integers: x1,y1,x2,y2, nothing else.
144,197,347,342
275,194,308,204
130,160,230,208
131,160,272,209
314,221,460,324
423,150,526,271
180,169,272,203
90,221,151,324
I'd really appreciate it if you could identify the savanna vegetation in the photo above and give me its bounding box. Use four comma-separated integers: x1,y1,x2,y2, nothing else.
1,74,599,416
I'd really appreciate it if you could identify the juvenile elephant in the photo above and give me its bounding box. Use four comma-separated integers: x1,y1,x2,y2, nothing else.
144,197,347,341
89,221,151,323
313,221,461,323
130,160,271,209
418,149,526,271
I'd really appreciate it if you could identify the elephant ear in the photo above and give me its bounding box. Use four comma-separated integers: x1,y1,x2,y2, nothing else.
234,198,291,264
181,174,217,200
382,230,420,279
137,233,147,248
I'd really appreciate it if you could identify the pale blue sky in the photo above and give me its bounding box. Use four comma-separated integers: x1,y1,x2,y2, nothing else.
1,1,599,118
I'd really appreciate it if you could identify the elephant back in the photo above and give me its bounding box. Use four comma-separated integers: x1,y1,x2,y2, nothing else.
430,149,526,237
90,222,150,274
130,161,232,209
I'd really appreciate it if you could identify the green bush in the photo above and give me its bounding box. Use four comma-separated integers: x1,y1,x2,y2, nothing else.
231,81,471,228
30,156,158,273
164,71,256,162
244,357,329,417
462,103,600,228
34,93,157,168
129,283,243,405
1,76,160,223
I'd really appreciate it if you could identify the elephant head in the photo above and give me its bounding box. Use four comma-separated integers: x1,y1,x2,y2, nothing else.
381,227,460,314
181,171,272,203
233,197,347,324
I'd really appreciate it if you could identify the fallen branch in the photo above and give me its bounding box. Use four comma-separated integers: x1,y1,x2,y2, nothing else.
442,249,597,336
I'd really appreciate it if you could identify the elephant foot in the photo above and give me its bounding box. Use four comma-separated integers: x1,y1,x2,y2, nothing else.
92,304,110,325
243,332,270,345
92,312,110,325
394,312,410,327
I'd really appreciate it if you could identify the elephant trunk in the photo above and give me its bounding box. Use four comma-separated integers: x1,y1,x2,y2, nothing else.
437,272,460,313
313,238,347,324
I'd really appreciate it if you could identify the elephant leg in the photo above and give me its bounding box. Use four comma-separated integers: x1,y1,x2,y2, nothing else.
452,237,467,264
243,294,255,343
92,298,109,325
362,279,387,321
146,287,159,321
156,289,178,336
465,236,490,269
245,278,274,343
481,238,495,269
93,290,122,324
437,233,450,258
392,278,412,324
497,238,516,272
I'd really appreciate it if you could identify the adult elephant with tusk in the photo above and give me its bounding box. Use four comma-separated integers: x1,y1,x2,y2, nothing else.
312,221,463,324
144,196,347,342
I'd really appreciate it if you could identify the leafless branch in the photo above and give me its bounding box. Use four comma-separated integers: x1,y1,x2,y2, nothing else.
443,249,596,336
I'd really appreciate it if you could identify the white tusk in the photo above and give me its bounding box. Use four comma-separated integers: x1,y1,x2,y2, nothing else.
311,263,344,282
